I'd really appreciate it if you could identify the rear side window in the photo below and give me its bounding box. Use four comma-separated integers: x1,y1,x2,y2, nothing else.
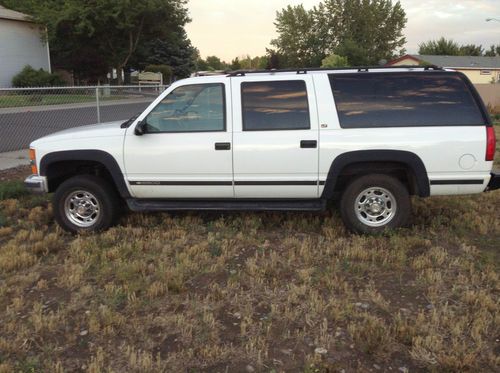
241,80,310,131
329,72,484,128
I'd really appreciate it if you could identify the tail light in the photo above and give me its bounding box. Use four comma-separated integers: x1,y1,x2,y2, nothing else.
29,148,38,174
486,127,496,161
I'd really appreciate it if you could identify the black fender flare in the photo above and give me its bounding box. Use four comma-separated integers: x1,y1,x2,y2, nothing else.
321,150,430,198
39,150,131,198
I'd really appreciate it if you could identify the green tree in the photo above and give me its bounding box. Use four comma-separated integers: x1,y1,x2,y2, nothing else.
321,54,349,68
418,37,461,55
265,49,284,69
418,38,497,56
316,0,407,66
484,44,500,57
0,0,193,84
205,56,226,70
238,55,268,70
271,4,324,67
195,58,210,71
230,57,242,70
134,30,196,79
271,0,406,68
459,44,484,56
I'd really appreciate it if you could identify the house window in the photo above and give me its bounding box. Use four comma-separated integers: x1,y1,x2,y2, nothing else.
480,70,492,75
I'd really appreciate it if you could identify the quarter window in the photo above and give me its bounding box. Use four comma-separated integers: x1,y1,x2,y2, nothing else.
146,84,225,133
329,72,484,128
241,80,310,131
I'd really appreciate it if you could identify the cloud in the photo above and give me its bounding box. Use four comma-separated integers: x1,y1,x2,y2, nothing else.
400,0,500,52
185,0,500,60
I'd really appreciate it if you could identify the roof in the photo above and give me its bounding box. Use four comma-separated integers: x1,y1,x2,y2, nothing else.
188,65,445,78
388,54,500,69
0,5,33,23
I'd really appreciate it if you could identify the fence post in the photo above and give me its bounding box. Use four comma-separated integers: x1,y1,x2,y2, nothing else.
95,87,101,124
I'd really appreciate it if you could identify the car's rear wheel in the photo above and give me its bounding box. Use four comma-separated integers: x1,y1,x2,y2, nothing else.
340,174,411,234
53,175,120,233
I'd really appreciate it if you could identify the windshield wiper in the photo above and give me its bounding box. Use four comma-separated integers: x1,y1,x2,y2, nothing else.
121,113,140,128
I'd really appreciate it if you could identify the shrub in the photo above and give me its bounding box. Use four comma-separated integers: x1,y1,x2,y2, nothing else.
321,54,349,68
12,65,66,88
144,64,172,84
486,104,500,123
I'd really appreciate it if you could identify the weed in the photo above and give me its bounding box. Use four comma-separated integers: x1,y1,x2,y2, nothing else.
0,137,498,371
0,181,28,200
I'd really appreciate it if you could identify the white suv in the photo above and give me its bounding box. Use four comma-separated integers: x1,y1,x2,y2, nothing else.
25,66,499,233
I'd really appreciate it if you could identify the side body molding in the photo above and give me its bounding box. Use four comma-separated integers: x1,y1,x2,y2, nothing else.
39,150,131,198
321,150,430,199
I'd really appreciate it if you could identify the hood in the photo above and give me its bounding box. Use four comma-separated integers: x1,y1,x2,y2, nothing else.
31,121,126,146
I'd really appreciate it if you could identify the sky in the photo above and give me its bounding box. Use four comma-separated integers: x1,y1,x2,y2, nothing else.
185,0,500,61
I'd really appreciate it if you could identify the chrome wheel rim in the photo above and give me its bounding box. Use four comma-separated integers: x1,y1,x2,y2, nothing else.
64,190,100,228
354,187,397,227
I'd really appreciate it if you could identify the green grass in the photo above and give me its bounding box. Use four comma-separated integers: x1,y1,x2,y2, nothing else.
0,181,28,200
0,94,127,108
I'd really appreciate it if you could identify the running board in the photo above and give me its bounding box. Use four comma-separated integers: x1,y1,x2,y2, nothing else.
127,198,327,212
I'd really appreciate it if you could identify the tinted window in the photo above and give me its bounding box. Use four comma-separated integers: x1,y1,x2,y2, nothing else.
242,80,310,131
146,84,225,133
329,73,484,128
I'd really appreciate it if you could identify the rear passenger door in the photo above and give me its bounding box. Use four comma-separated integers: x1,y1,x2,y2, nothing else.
231,75,319,198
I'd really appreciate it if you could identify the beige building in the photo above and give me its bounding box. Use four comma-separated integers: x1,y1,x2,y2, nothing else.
387,54,500,84
0,5,51,87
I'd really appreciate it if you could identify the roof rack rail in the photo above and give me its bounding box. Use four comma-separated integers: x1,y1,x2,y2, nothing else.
225,65,443,77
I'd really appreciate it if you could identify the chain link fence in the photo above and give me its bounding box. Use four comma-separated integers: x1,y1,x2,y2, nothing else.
0,85,168,153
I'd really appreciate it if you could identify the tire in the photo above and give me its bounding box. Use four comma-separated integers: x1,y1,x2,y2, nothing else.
53,175,121,233
339,174,411,234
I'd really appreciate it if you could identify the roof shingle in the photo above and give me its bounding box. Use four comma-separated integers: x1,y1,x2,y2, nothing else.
411,54,500,69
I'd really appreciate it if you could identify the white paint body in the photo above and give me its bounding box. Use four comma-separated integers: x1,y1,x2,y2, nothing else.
31,70,494,199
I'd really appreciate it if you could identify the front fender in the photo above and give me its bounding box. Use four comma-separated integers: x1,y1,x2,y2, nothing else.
39,150,131,198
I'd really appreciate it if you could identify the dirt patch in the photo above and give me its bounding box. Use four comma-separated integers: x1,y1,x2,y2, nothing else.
0,165,31,182
0,142,499,371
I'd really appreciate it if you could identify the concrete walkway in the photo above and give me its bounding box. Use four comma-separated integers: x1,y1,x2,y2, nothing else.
0,149,30,170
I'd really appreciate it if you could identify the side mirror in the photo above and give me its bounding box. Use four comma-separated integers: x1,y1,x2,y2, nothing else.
134,120,147,136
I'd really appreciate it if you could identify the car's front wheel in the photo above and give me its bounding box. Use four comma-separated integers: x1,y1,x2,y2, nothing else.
340,174,411,234
53,175,120,233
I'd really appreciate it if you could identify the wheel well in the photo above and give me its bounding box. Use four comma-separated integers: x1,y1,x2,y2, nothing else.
332,161,419,198
45,160,118,195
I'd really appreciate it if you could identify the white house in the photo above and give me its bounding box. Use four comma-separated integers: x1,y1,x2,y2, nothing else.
0,5,51,87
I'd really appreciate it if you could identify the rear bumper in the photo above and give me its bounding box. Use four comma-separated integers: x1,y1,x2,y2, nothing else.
487,172,500,191
24,175,48,194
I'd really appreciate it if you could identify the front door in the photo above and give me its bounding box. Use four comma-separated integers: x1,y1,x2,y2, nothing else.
124,79,233,198
230,75,319,198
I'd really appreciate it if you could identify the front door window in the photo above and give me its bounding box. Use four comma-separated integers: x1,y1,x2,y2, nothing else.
145,83,225,133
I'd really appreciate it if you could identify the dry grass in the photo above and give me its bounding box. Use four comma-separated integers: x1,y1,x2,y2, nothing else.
0,129,499,372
